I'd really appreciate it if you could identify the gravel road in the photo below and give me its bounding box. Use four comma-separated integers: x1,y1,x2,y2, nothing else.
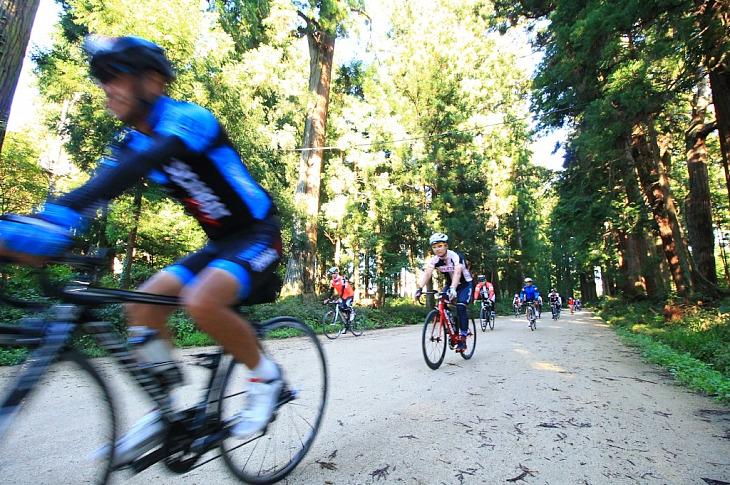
3,310,730,484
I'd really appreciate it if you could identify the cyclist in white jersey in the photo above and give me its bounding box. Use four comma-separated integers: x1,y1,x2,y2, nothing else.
414,233,473,352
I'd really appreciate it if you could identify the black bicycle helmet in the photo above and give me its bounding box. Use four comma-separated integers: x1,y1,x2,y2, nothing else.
86,35,175,83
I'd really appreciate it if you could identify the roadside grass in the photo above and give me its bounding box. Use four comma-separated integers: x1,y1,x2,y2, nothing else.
596,296,730,405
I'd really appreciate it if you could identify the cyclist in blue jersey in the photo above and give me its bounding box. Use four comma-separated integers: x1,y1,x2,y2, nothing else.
414,233,473,352
520,277,540,327
0,36,282,463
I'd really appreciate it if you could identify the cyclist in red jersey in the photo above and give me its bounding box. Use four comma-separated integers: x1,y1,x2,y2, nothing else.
323,267,355,321
473,275,496,313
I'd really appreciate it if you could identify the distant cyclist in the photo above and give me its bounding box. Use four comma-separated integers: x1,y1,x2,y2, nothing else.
520,278,540,326
548,289,562,318
414,233,473,352
473,275,496,314
512,294,521,315
323,267,354,321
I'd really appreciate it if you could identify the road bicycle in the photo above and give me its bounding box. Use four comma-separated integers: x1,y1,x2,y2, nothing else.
321,299,365,339
514,302,521,317
418,290,476,370
524,301,537,331
550,303,561,320
0,254,327,485
477,298,495,331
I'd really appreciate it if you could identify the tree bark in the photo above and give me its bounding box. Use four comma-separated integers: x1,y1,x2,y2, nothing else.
630,126,692,296
685,77,719,288
698,0,730,207
0,0,40,153
282,27,335,298
614,228,646,298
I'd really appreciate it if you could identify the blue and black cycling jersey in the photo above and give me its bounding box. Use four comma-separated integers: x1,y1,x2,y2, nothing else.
521,285,540,302
54,95,276,241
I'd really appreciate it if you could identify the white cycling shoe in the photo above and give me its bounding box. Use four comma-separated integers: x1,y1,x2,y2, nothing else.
91,408,166,468
231,374,284,437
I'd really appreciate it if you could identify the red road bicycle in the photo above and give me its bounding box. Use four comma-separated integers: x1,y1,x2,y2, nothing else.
418,290,476,369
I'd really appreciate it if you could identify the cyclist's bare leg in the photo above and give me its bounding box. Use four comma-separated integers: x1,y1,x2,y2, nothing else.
125,271,183,341
180,267,261,369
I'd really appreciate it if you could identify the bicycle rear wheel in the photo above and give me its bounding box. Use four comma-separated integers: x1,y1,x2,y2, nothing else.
422,310,447,370
322,310,344,339
0,350,116,485
460,318,477,360
349,311,365,336
220,317,327,484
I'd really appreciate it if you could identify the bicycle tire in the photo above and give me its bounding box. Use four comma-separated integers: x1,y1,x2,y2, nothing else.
349,311,365,336
322,310,344,339
422,310,447,370
489,311,495,330
0,350,116,485
460,318,477,360
219,317,327,484
526,306,536,330
480,307,488,332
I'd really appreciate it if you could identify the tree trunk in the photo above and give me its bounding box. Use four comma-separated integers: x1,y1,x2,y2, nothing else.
615,145,655,298
702,0,730,207
709,68,730,208
282,29,335,298
630,126,691,296
0,0,40,153
614,227,647,298
685,77,719,288
120,188,143,289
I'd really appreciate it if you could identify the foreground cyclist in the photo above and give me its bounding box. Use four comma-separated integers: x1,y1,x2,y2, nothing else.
0,36,283,463
414,233,473,352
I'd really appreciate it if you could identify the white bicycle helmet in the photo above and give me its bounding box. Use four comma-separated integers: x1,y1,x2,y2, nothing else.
327,267,339,275
524,277,533,283
429,233,448,246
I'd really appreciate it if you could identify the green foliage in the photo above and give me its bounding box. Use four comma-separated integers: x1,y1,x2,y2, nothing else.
598,296,730,403
0,131,50,213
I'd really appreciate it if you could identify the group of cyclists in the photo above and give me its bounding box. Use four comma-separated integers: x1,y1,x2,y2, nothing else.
0,32,589,471
512,284,567,322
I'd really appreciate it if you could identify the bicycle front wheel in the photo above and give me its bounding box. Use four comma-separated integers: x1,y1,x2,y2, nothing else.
0,350,116,485
422,310,447,370
322,310,344,339
349,311,365,336
489,310,495,330
220,317,327,484
480,307,488,332
460,318,477,360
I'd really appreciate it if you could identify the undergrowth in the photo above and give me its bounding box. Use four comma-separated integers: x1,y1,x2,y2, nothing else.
597,296,730,404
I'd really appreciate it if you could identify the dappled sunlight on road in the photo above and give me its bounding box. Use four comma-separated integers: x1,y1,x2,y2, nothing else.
531,361,568,374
